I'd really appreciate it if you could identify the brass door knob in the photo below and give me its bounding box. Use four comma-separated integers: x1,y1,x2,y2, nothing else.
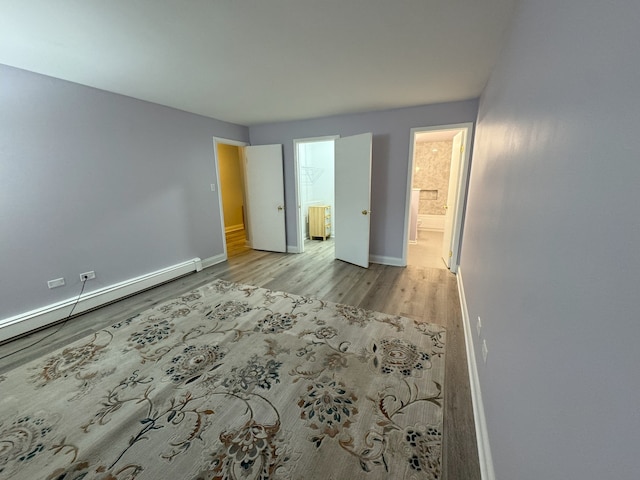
277,205,284,211
362,210,369,215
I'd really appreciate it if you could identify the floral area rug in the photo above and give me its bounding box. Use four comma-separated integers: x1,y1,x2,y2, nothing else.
0,279,446,479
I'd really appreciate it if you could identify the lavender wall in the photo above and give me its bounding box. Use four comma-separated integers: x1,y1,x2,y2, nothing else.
0,64,248,319
461,0,640,478
249,101,478,258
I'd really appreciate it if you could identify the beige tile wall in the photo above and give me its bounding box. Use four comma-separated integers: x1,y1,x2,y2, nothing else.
412,140,453,215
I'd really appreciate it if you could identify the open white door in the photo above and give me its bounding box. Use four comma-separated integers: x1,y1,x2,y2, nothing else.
441,131,464,267
245,144,286,253
334,133,372,268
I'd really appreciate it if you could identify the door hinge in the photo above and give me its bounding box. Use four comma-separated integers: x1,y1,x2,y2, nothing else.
449,250,453,258
460,145,464,153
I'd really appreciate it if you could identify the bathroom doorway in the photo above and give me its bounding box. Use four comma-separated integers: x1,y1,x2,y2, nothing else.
403,123,472,272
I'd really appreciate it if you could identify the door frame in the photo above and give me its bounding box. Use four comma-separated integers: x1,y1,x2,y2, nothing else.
293,135,339,254
213,137,249,260
401,123,473,273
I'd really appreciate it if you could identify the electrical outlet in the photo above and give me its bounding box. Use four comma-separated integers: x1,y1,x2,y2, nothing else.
80,271,96,281
47,277,65,289
476,316,482,337
482,339,488,363
210,183,216,192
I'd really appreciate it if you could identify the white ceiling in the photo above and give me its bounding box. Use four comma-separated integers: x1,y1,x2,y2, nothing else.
0,0,516,126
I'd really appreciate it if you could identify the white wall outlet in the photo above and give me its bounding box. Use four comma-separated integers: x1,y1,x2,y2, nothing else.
476,316,482,337
47,277,65,289
80,271,96,281
482,339,488,363
210,183,216,192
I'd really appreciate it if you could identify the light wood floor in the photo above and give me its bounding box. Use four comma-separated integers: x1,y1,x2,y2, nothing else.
0,239,480,480
408,230,448,269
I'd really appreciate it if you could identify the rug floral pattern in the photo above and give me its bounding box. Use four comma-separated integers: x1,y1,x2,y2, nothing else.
0,280,445,479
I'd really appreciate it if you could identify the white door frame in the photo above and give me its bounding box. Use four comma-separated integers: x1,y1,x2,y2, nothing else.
213,137,249,260
401,123,473,273
293,135,339,254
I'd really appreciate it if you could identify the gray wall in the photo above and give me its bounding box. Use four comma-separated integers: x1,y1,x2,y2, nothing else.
249,101,478,258
461,0,640,478
0,64,248,319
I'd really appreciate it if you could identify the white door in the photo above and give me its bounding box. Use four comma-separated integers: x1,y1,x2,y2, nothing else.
244,144,286,253
441,131,464,267
334,133,372,268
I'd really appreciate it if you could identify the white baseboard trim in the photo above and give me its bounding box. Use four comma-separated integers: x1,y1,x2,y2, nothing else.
225,224,244,233
201,253,227,269
369,254,405,267
0,258,202,343
418,214,445,232
457,267,495,480
287,245,301,254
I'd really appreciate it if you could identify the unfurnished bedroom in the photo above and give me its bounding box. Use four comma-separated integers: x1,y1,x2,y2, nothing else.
4,1,635,480
0,1,509,478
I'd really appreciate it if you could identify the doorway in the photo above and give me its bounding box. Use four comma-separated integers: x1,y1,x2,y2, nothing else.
213,138,250,258
402,123,472,272
294,136,338,254
215,138,287,257
294,133,373,268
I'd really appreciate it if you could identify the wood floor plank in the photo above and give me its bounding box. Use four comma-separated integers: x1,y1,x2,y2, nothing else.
0,238,480,480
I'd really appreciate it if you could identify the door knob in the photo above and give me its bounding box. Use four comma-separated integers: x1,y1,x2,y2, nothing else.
277,205,284,211
443,205,448,209
362,210,370,215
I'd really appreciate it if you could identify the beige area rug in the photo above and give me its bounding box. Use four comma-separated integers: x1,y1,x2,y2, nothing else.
0,280,446,479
